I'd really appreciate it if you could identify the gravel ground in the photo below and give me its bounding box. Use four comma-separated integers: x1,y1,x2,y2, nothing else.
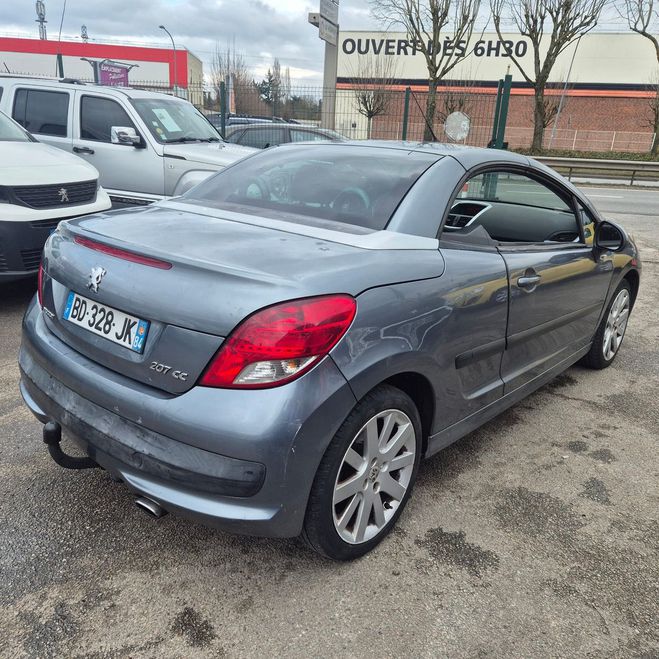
0,210,657,658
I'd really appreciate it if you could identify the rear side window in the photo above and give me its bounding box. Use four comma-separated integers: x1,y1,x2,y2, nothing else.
290,129,331,142
80,96,136,142
239,127,286,148
225,129,244,144
13,89,69,136
461,171,570,211
450,171,580,243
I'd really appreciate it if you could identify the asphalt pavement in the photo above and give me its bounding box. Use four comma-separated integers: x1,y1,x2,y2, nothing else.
0,189,657,658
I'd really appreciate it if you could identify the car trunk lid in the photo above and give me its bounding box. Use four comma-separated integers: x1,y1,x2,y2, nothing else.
41,204,444,393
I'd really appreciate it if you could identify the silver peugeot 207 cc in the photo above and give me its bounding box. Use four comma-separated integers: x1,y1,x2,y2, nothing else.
20,142,640,560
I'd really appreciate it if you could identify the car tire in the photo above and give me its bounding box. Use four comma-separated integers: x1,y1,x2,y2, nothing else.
581,280,632,370
302,384,422,560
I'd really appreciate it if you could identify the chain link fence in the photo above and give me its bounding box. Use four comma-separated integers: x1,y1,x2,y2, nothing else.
6,72,656,154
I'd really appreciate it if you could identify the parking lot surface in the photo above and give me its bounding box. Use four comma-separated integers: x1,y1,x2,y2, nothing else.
0,191,657,658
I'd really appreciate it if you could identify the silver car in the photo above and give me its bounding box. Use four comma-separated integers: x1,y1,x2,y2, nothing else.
0,76,255,206
19,142,640,560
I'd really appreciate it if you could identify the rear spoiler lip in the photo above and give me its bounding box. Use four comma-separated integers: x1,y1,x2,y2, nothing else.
73,235,173,270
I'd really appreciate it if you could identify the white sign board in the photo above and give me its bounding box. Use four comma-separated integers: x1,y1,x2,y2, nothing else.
320,0,339,25
444,112,471,141
337,31,659,85
319,16,339,46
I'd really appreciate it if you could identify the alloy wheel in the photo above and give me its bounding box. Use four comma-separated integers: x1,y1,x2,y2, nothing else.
332,409,416,544
603,288,630,361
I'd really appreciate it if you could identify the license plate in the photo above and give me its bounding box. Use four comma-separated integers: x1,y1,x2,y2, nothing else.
63,291,150,353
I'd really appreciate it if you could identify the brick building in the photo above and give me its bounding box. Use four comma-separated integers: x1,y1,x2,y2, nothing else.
336,31,657,152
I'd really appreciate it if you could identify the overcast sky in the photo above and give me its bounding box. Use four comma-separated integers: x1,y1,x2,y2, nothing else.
0,1,629,87
0,0,382,86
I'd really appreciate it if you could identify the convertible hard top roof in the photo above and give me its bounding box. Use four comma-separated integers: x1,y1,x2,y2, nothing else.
322,140,532,170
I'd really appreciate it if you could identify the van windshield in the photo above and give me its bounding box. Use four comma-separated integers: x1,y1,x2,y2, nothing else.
131,98,222,144
0,111,32,142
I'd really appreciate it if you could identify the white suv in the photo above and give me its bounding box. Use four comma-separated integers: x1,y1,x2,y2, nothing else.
0,76,256,207
0,110,111,282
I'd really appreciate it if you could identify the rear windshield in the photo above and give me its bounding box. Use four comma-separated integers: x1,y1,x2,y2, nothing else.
185,145,439,231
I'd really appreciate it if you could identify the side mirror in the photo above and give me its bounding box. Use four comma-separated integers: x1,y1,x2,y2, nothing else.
595,220,625,252
111,126,142,147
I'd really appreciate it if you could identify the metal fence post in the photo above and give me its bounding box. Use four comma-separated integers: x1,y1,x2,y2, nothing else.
495,74,513,149
490,80,503,148
219,81,227,138
402,87,411,141
56,53,64,78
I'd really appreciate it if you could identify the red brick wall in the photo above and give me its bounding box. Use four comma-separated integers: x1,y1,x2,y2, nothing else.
367,88,655,152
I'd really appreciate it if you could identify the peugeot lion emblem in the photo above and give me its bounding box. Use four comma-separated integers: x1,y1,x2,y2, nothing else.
58,187,69,203
87,266,106,293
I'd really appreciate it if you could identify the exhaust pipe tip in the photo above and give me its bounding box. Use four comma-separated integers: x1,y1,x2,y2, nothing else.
135,496,167,519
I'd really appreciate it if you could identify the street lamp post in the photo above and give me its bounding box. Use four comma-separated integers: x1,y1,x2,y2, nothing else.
159,24,177,96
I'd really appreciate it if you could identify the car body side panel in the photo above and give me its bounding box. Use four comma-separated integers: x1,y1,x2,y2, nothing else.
499,244,614,392
425,341,592,456
331,246,509,436
387,156,466,239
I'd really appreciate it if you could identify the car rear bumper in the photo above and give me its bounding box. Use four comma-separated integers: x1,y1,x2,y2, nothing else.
19,299,357,537
19,373,266,498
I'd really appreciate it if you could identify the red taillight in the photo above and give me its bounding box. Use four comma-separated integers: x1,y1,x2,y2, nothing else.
200,295,356,389
74,236,172,270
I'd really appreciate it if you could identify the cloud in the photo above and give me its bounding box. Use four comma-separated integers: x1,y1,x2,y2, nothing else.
0,0,381,86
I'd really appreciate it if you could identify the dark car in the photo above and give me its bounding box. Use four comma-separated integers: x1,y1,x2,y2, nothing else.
205,113,294,131
225,123,345,149
20,142,640,560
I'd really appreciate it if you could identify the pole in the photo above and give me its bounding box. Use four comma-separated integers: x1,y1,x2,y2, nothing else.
549,35,582,149
490,79,503,148
402,87,411,140
159,25,177,96
321,39,337,129
56,53,64,78
496,73,513,149
219,81,227,138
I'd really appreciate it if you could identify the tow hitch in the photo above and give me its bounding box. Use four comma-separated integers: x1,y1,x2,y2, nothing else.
43,421,99,470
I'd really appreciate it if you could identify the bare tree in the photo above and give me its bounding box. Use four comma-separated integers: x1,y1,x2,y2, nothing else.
282,66,292,103
491,0,607,153
623,0,659,59
620,0,659,155
348,56,399,138
434,69,478,124
370,0,482,141
210,41,251,110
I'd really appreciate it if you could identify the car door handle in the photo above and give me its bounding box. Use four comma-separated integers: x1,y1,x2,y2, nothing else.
517,274,541,289
73,146,94,155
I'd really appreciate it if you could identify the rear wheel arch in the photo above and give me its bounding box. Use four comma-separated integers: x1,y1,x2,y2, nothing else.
381,372,435,457
623,269,640,309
